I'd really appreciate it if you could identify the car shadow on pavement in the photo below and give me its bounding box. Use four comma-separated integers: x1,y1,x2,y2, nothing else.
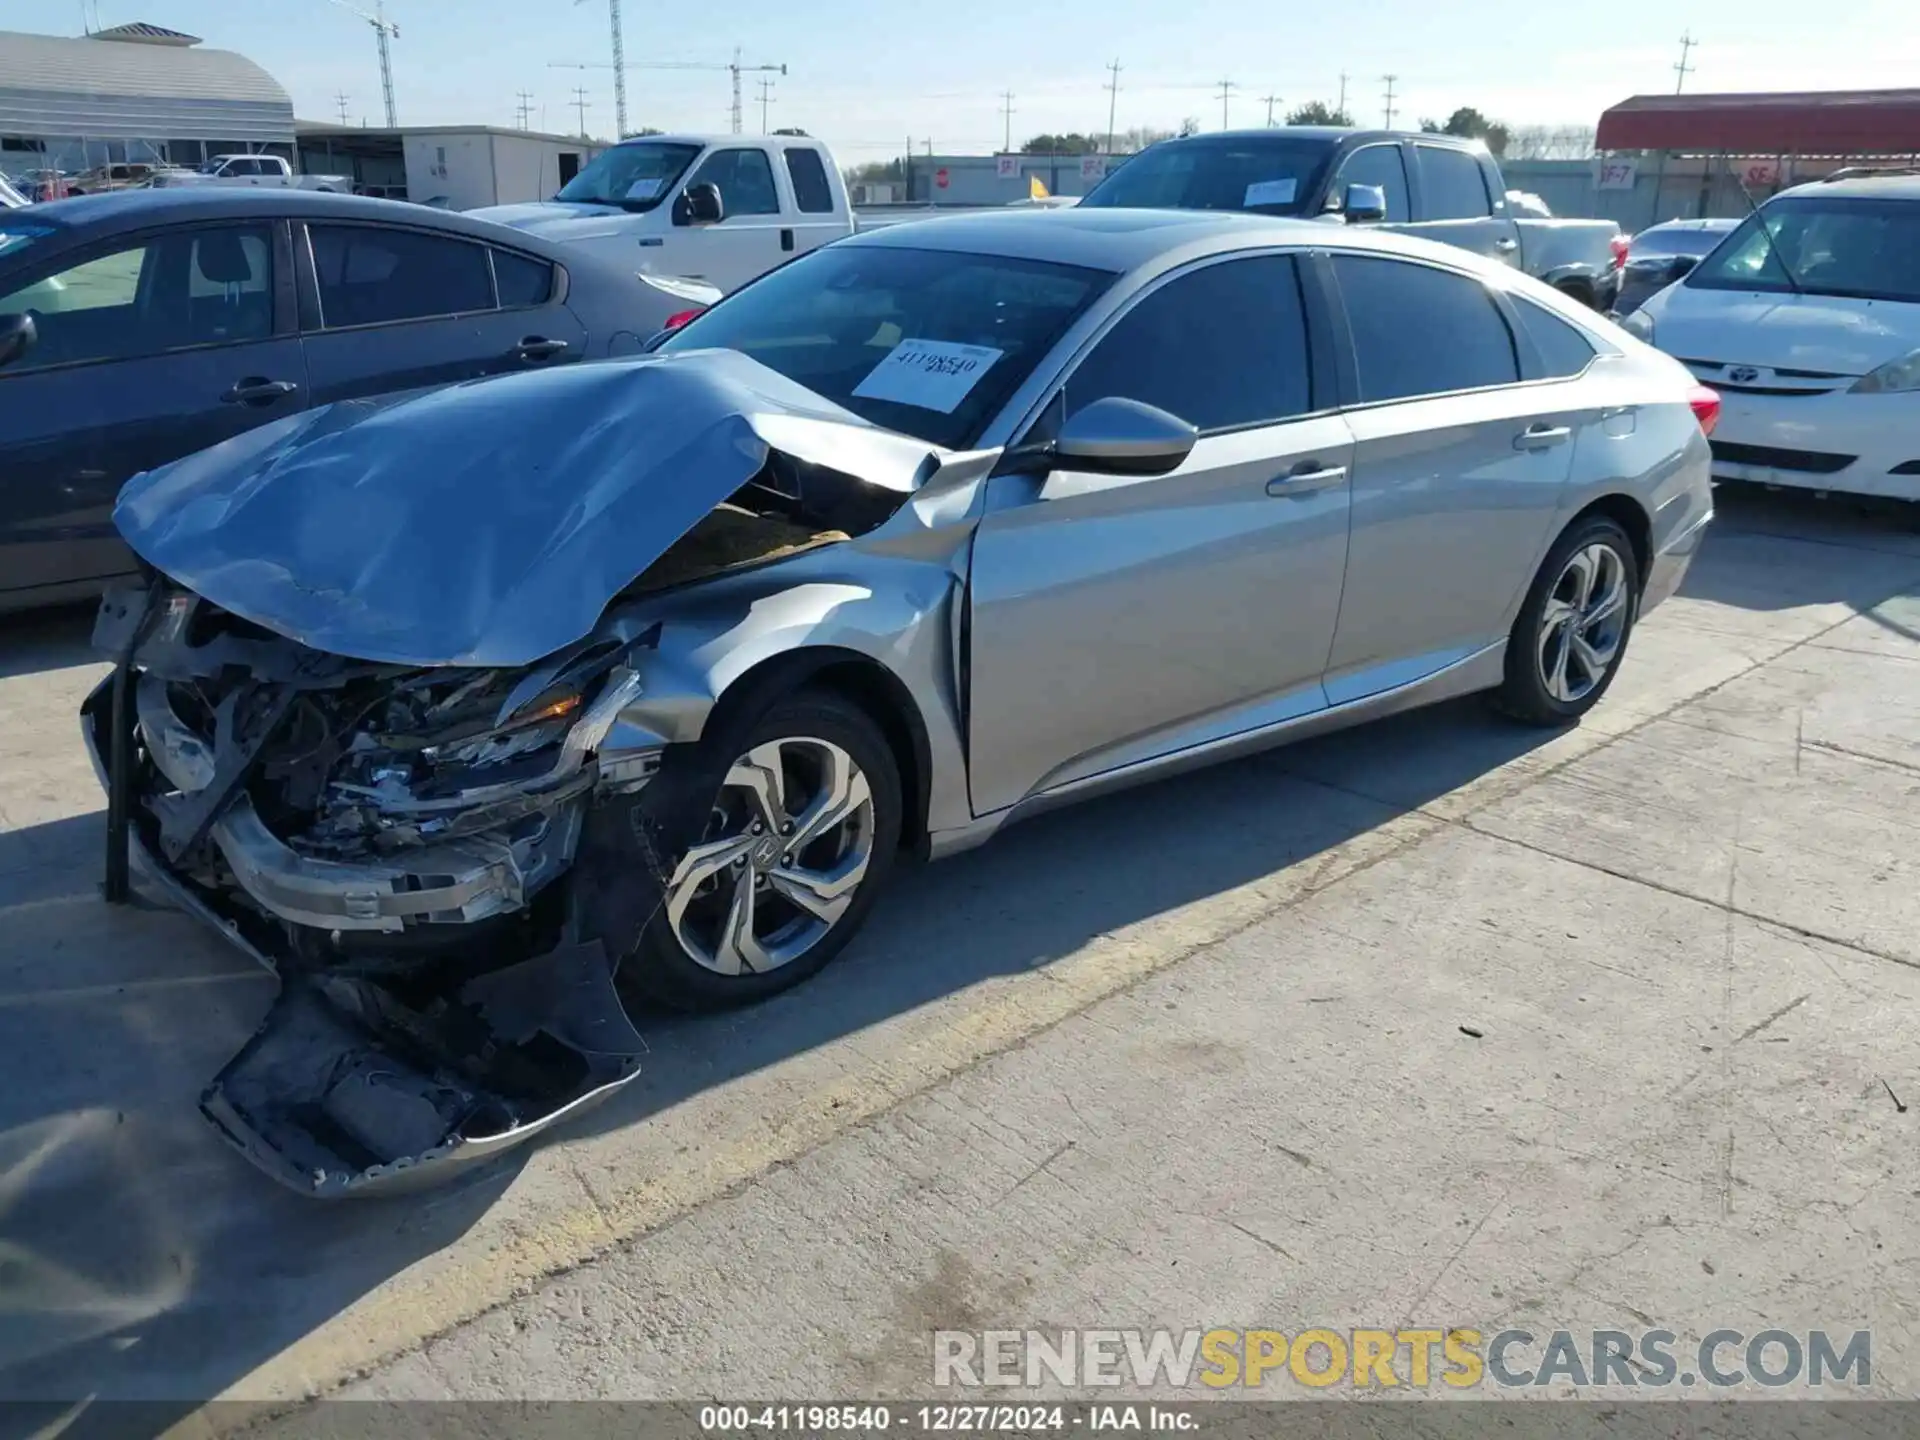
0,485,1914,1418
0,602,98,682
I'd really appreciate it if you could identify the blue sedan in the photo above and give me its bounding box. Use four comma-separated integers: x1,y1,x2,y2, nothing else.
0,187,716,612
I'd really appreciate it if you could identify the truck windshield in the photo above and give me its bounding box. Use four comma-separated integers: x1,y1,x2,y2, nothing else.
557,141,702,211
1080,137,1334,215
659,244,1116,449
1689,197,1920,303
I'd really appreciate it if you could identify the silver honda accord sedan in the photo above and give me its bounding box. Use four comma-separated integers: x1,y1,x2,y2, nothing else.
82,209,1715,1193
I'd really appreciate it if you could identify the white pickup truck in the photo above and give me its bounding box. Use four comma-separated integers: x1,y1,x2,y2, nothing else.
153,154,351,193
470,134,855,295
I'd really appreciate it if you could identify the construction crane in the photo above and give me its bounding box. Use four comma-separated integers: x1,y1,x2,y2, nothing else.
549,49,787,135
574,0,628,138
325,0,399,127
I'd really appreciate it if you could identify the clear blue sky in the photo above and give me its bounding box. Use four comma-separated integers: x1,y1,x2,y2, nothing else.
5,0,1916,162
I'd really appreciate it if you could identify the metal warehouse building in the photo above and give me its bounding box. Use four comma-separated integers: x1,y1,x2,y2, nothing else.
0,21,293,175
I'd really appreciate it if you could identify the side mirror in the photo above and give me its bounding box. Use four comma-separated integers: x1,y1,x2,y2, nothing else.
1052,396,1197,477
0,312,36,370
1342,183,1387,224
675,182,724,226
1665,254,1701,281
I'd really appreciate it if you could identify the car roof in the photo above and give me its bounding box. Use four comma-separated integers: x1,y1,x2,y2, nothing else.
8,187,562,251
1779,174,1920,201
840,204,1512,277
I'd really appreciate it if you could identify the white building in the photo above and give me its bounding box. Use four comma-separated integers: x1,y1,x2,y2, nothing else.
295,123,607,210
0,21,293,174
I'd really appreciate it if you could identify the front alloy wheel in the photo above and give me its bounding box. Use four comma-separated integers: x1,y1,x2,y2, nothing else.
627,689,902,1010
665,736,876,976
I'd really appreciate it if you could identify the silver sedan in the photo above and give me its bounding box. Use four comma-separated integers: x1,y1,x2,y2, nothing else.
87,209,1715,1192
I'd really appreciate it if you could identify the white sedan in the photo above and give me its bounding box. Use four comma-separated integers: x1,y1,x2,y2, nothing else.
1623,173,1920,502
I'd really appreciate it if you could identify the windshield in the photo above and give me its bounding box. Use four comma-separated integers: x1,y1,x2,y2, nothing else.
659,244,1115,449
556,141,701,210
1080,137,1334,215
1688,197,1920,302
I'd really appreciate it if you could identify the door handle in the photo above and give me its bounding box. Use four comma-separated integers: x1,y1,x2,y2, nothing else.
221,377,298,405
1494,236,1519,252
780,227,795,252
514,336,571,361
1514,423,1573,450
1265,460,1348,497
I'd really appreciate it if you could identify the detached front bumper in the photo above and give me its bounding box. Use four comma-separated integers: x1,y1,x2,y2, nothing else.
80,631,650,1199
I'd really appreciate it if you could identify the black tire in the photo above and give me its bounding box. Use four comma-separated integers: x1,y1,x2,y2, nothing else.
1492,513,1641,727
623,687,902,1011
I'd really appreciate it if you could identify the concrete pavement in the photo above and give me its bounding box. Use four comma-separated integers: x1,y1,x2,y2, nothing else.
1,487,1916,1411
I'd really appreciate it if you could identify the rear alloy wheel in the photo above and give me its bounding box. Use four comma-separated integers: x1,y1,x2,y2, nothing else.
627,691,901,1010
1493,515,1640,726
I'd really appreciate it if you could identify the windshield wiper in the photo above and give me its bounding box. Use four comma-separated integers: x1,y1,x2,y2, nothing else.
1725,157,1802,295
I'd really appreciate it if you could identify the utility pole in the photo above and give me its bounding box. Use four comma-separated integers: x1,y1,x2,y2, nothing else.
514,90,534,130
1000,90,1016,153
1216,77,1236,130
1381,74,1398,129
755,76,776,133
335,91,351,125
570,86,591,138
1338,72,1349,119
1674,31,1698,93
1104,59,1121,154
1261,93,1282,126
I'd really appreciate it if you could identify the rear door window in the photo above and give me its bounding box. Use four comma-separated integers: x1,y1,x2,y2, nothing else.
1066,255,1315,430
1513,299,1596,379
1415,146,1493,221
493,248,555,307
309,224,494,328
783,147,836,214
1331,254,1518,401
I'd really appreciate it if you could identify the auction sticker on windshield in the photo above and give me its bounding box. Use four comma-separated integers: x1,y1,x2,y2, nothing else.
852,338,1003,412
1245,178,1297,206
625,177,665,200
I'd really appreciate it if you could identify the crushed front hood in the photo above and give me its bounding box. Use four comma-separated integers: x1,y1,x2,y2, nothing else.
114,349,944,667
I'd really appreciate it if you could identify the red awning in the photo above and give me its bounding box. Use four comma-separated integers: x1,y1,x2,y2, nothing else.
1596,89,1920,155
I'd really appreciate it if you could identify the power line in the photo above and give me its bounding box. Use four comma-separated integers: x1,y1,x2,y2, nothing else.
1000,90,1016,153
1674,32,1699,93
1261,93,1282,126
1381,73,1398,129
1104,59,1122,154
1216,77,1236,130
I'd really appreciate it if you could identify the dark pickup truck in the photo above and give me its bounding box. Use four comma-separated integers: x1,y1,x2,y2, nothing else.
1081,127,1624,309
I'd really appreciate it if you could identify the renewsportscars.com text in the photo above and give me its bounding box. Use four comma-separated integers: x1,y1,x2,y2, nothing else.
932,1327,1872,1391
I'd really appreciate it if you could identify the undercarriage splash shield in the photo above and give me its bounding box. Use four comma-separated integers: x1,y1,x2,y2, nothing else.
201,943,643,1198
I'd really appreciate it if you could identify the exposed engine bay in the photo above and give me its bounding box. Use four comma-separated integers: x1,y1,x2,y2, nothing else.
83,420,919,1197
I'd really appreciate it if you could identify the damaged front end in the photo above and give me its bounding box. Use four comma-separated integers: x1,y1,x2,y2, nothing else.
82,585,661,1198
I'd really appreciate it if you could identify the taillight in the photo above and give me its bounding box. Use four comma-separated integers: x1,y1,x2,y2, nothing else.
1610,234,1631,271
662,308,703,331
1688,384,1721,437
